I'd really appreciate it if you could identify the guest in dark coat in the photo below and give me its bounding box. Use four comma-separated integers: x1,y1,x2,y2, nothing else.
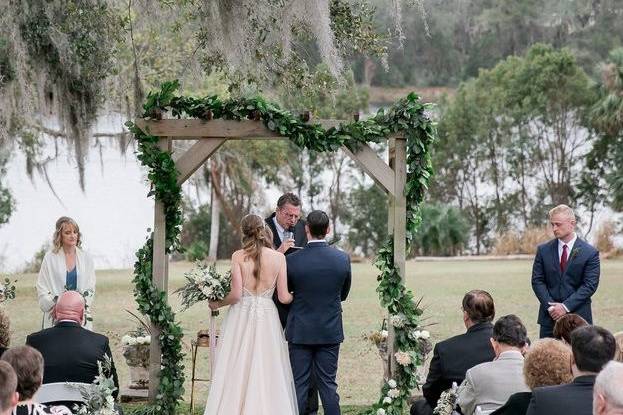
492,338,572,415
25,291,119,407
526,325,616,415
411,290,496,415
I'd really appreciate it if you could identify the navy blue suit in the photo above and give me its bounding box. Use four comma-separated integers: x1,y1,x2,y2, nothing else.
286,241,351,415
531,238,599,338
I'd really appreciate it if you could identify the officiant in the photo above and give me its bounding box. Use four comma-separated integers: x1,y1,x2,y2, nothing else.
265,192,318,415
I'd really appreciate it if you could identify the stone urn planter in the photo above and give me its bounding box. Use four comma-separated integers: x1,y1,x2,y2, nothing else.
121,333,150,389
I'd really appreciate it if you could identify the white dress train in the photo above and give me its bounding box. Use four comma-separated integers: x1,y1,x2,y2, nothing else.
204,281,299,415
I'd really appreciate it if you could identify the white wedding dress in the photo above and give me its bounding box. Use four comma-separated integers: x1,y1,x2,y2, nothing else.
204,275,299,415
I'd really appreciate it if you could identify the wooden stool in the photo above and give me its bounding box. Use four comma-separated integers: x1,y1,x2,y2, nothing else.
189,330,217,413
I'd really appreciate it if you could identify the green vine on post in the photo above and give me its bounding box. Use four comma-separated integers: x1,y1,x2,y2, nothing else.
126,80,436,414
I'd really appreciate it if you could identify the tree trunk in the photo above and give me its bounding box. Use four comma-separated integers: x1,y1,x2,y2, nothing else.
208,184,221,260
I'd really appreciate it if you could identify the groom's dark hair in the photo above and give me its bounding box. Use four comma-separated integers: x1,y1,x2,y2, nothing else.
306,210,330,238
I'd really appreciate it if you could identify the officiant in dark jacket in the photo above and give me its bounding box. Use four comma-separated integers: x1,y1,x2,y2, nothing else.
266,192,315,413
265,192,308,327
286,210,351,415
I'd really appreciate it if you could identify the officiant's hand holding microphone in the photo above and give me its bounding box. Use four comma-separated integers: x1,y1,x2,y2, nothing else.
278,228,296,254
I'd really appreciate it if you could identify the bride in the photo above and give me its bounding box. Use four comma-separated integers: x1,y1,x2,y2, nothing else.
204,214,298,415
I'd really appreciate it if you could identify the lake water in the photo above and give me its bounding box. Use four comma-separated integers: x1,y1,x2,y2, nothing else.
0,114,155,272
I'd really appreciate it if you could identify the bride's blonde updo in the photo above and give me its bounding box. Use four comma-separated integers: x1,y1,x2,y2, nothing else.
240,214,274,280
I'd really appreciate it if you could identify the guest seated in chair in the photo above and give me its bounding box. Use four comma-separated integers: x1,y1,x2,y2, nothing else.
411,290,497,415
1,346,72,415
526,325,616,415
552,313,588,344
593,361,623,415
491,338,573,415
457,314,530,415
0,361,18,415
26,291,119,408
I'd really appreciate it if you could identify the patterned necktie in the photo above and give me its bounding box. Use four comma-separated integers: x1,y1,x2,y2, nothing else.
560,244,568,272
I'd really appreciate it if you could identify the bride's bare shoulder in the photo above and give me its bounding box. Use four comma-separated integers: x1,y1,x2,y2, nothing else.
231,249,245,261
262,247,284,260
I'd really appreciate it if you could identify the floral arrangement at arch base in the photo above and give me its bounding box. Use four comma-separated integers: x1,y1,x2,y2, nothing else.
121,313,152,390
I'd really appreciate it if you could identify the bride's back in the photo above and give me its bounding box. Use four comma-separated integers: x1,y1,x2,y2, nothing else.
236,247,282,294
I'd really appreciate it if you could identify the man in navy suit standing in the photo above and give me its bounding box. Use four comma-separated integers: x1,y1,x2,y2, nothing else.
286,210,351,415
531,204,600,338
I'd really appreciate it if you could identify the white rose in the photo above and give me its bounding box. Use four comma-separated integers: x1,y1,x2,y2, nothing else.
121,335,132,345
420,330,430,339
380,330,389,338
387,379,397,389
388,388,400,398
412,330,421,339
128,338,137,346
383,397,392,404
144,335,151,344
376,409,386,415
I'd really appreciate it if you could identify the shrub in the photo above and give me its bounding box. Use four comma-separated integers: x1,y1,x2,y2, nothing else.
492,226,550,255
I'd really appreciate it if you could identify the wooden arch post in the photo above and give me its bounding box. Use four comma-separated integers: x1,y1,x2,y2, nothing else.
135,118,408,399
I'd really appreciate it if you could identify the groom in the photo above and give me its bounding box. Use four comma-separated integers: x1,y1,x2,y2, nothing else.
286,210,351,415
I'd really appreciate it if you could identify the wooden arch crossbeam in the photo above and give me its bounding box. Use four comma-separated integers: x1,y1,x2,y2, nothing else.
134,118,407,400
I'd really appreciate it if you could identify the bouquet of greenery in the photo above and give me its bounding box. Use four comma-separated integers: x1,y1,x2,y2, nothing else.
0,277,16,304
72,355,119,415
175,263,231,315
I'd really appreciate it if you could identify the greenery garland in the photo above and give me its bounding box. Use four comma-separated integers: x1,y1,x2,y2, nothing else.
126,80,436,414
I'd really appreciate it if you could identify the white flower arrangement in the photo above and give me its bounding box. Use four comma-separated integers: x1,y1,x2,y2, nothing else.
175,263,232,312
433,382,459,415
387,388,400,398
383,396,392,404
409,329,431,340
394,351,412,366
121,334,151,346
389,313,407,328
387,379,397,389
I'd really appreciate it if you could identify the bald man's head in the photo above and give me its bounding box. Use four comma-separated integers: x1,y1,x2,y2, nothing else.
55,291,85,325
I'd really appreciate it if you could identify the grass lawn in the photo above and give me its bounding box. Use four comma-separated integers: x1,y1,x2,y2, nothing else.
4,258,622,413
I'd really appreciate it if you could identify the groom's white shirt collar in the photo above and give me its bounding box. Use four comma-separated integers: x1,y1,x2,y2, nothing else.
273,216,285,242
558,232,577,259
307,239,326,244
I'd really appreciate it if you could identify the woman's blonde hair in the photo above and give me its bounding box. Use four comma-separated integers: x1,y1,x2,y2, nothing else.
240,214,273,280
52,216,82,253
524,339,573,389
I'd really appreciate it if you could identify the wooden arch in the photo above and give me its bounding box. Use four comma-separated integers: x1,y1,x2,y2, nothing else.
134,118,407,401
